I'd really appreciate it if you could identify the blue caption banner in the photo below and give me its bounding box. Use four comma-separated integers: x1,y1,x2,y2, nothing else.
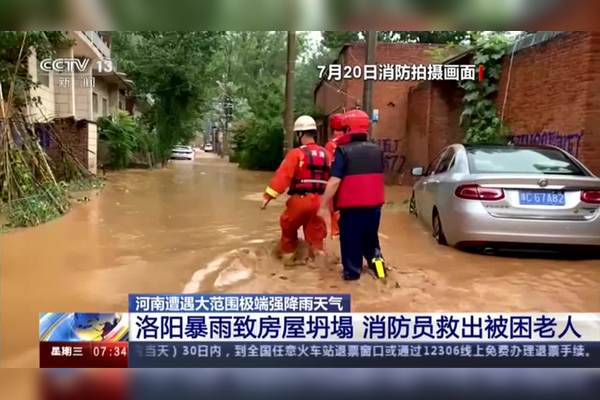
129,313,589,342
128,341,599,368
129,294,351,313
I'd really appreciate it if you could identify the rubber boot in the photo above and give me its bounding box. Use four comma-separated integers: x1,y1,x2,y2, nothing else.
370,248,386,279
281,252,296,267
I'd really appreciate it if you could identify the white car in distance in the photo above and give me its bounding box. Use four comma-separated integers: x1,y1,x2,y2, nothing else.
170,145,195,161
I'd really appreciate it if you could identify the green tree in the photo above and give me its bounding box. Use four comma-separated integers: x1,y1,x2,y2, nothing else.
321,31,360,51
97,112,153,169
0,31,85,227
294,32,330,116
378,31,472,44
460,33,512,144
0,31,70,107
112,31,223,164
205,31,288,170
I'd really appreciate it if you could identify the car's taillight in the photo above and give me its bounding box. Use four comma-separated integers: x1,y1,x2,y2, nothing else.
455,184,505,201
455,184,479,199
581,190,600,204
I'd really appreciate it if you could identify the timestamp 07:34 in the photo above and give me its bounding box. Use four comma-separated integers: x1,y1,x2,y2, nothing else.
91,343,128,357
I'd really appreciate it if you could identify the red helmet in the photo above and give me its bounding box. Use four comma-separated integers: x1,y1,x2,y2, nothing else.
343,109,370,134
329,113,344,131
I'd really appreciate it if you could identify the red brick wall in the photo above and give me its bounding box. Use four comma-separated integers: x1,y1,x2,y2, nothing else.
314,42,440,183
428,81,464,159
582,32,600,175
47,118,91,176
317,33,600,181
496,32,599,174
405,31,600,177
405,82,431,183
405,79,464,183
314,70,349,144
314,74,348,116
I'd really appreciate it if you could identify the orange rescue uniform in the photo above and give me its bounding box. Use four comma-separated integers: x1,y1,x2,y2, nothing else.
264,143,329,254
324,132,344,237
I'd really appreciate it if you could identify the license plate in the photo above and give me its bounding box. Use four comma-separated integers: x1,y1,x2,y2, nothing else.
519,191,565,206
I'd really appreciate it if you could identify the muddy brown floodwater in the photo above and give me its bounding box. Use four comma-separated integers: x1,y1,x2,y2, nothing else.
1,152,599,368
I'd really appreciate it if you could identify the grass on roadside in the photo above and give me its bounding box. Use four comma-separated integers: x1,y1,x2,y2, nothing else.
0,177,104,230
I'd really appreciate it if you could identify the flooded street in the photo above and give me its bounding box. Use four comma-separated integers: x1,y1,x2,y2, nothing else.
2,152,600,368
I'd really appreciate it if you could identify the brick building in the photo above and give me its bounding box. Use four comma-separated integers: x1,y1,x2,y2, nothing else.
314,42,441,183
407,31,600,179
497,31,600,175
28,31,134,175
315,32,600,185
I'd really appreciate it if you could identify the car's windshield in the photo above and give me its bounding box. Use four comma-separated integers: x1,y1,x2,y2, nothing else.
466,147,587,175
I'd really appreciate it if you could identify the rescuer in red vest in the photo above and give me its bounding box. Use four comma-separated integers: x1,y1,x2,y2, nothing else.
261,115,330,265
324,113,345,237
318,109,385,280
324,113,345,159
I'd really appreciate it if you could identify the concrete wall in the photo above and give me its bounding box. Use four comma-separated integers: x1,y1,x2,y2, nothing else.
92,78,112,119
74,79,92,120
28,49,55,121
108,84,120,116
87,122,98,174
54,48,76,119
26,32,135,176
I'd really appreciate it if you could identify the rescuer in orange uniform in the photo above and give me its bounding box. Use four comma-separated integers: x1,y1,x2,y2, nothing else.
324,113,345,237
261,115,331,265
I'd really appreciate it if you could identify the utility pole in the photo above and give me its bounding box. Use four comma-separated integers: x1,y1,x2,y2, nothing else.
212,125,217,152
283,31,297,152
223,96,233,158
362,31,377,138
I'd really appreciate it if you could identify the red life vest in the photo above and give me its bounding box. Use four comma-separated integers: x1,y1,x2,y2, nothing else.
335,136,385,209
325,131,344,161
288,144,330,195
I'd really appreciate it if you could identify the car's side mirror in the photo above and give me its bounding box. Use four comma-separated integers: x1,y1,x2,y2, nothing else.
411,166,424,177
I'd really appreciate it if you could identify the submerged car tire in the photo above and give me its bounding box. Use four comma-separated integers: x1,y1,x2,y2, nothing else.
432,208,448,245
409,192,417,216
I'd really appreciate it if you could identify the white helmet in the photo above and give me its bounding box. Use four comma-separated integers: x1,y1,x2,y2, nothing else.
293,115,317,132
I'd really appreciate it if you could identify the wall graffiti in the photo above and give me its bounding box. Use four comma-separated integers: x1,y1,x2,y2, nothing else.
508,131,584,157
376,138,406,174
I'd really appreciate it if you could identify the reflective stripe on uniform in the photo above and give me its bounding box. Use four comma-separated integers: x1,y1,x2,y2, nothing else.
265,186,280,198
299,179,328,184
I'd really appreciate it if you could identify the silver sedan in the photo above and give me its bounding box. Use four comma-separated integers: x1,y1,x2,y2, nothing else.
409,144,600,249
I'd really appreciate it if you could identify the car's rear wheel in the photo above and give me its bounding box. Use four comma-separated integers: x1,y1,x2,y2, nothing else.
409,192,417,216
432,208,447,245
